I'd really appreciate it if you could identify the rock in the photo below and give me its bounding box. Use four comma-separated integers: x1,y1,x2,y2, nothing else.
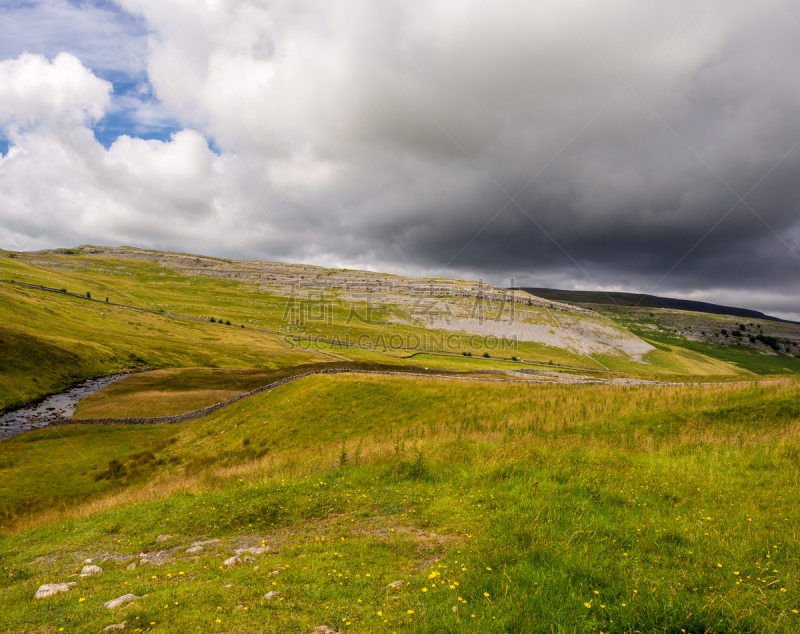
103,594,143,609
81,565,103,576
271,570,280,575
155,535,172,543
126,562,136,571
223,556,242,566
35,582,76,599
385,580,404,589
235,604,243,610
186,546,204,554
243,556,256,563
84,558,93,563
311,627,341,634
103,622,126,631
191,539,220,547
235,547,270,555
264,591,280,599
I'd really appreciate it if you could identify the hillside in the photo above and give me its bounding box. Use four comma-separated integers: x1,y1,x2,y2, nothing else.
520,287,799,324
1,247,800,633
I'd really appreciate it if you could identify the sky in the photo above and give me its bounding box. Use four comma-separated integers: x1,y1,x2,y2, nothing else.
1,0,799,319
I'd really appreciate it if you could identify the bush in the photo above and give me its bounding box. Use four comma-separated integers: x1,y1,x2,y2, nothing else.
209,317,216,322
483,352,490,358
225,320,231,325
86,291,91,299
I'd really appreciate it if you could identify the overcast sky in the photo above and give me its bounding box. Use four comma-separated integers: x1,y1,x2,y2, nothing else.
1,0,799,318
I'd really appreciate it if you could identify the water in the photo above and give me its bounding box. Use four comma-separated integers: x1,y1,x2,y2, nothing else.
0,374,129,441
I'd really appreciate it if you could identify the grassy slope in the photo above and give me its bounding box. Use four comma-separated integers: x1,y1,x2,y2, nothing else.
2,251,719,385
624,322,800,375
1,374,799,633
0,281,324,413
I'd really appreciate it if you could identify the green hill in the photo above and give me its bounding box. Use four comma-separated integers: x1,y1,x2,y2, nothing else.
1,247,799,633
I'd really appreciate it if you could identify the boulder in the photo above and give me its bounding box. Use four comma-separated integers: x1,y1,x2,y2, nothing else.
81,565,103,576
35,582,76,599
126,562,136,571
223,556,242,566
103,594,143,609
235,547,270,555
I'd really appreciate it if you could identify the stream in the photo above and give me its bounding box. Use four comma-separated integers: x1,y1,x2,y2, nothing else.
0,374,129,441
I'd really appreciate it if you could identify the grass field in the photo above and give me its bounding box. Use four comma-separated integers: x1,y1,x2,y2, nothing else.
3,247,800,633
2,373,800,632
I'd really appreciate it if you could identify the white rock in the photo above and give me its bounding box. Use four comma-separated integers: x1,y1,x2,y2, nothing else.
191,539,220,547
264,591,280,599
81,565,103,576
223,556,242,566
103,622,126,631
385,580,404,589
271,570,280,575
155,534,172,543
126,563,136,571
103,594,142,609
243,556,256,563
35,582,76,599
235,547,270,555
186,546,203,554
84,558,93,563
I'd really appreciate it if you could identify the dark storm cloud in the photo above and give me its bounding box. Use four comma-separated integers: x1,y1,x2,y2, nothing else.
2,0,799,318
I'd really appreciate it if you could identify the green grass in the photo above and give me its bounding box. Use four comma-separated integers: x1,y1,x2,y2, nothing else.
0,282,323,413
1,374,799,633
625,324,800,375
3,248,800,633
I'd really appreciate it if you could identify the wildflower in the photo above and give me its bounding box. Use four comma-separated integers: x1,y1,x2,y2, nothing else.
584,603,591,608
484,592,490,597
79,598,85,602
593,590,599,595
377,611,382,617
407,610,415,615
421,588,427,593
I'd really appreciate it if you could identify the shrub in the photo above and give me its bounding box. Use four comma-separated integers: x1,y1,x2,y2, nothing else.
86,291,91,299
209,317,216,322
483,352,490,358
225,320,231,325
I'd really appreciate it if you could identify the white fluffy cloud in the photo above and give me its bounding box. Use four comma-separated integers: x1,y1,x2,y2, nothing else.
0,52,111,128
2,0,800,317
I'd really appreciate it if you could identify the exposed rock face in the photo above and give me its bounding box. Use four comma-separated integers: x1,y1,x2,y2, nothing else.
35,582,76,599
103,594,143,609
